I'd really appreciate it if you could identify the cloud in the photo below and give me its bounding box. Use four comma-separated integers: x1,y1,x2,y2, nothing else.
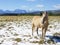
28,8,34,11
36,4,44,8
20,5,44,11
21,5,28,8
20,5,33,11
19,5,28,10
29,8,32,11
20,5,29,10
27,0,35,2
53,4,60,9
34,4,45,11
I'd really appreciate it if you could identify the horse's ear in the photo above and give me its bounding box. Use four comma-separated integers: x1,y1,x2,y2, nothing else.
40,12,42,16
40,11,44,16
44,11,48,15
44,11,47,14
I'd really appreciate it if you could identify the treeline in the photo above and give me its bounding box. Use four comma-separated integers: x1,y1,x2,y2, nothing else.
0,12,60,16
48,12,60,16
0,11,45,16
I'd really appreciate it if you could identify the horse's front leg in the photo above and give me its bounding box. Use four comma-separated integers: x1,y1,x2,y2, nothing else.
42,28,46,40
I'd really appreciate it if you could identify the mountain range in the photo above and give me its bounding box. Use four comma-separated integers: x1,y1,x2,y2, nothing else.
0,9,27,14
0,9,60,15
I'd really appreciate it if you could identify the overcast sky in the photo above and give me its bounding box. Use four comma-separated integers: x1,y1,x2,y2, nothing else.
0,0,60,11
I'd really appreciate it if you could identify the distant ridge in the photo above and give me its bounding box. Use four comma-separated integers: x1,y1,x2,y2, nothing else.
0,9,60,16
0,9,27,14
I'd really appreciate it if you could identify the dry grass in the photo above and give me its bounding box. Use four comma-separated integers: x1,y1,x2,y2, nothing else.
14,38,21,42
47,39,55,44
53,32,60,36
0,16,60,45
48,16,60,22
0,16,33,21
0,16,60,22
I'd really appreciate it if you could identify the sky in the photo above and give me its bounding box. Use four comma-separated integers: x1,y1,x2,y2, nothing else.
0,0,60,11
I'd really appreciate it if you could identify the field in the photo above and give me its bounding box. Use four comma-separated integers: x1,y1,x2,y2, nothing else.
0,16,60,45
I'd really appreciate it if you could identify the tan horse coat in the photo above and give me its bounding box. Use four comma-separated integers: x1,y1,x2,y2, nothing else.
32,12,49,40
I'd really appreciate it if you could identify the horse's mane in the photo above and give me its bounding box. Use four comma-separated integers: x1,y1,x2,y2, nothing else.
42,11,48,24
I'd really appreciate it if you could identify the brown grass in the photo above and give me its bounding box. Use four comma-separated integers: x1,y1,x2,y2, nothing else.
0,16,33,21
0,16,60,22
14,38,21,42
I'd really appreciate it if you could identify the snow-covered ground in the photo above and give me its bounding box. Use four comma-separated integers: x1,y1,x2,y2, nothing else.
0,16,60,45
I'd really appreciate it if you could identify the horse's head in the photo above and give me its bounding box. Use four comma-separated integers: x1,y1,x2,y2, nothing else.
42,11,48,17
42,11,48,23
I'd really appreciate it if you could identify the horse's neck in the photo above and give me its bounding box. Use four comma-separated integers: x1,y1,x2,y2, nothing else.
41,14,48,23
42,14,48,19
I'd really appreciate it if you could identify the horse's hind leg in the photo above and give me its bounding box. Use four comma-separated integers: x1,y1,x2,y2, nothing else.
32,24,35,36
32,27,34,36
36,27,39,36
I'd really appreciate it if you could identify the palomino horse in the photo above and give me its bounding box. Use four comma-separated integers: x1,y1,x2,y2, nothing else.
32,11,49,40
